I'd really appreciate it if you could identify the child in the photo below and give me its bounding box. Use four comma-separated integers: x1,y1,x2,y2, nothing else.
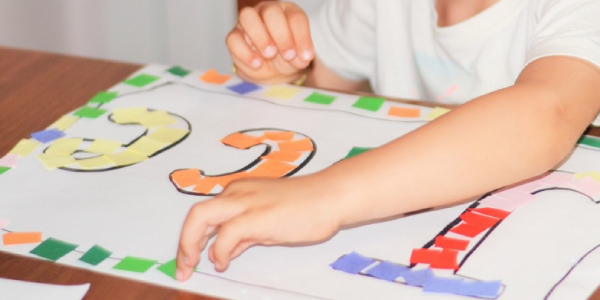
176,0,600,281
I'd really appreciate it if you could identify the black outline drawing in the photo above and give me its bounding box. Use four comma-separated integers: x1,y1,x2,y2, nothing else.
332,169,600,299
169,128,316,196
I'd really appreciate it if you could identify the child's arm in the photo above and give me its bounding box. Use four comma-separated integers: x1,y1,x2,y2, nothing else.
175,55,600,281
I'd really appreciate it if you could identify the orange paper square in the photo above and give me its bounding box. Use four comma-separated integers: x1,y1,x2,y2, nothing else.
221,133,262,149
171,168,202,188
200,68,231,84
278,138,314,152
3,232,42,246
193,176,221,194
216,172,248,188
263,131,295,141
248,160,296,177
388,106,421,118
261,151,302,162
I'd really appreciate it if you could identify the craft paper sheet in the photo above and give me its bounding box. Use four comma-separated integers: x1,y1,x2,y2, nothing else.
1,65,600,300
0,278,90,300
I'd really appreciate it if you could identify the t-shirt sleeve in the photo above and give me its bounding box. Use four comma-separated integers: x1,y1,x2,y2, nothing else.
309,0,376,81
526,0,600,70
526,0,600,125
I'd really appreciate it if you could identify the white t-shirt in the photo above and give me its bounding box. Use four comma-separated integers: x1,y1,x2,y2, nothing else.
310,0,600,105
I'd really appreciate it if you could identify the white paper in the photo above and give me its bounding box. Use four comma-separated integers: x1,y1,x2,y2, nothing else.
1,65,600,300
0,277,89,300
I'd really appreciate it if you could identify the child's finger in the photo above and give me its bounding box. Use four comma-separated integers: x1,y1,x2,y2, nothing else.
238,7,277,59
230,240,257,260
226,28,263,70
176,199,245,280
283,4,314,63
258,4,297,61
210,216,255,272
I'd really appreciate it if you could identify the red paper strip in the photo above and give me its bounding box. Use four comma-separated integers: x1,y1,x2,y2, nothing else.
450,223,489,238
410,248,442,265
430,249,459,270
470,207,511,220
460,211,500,228
434,236,469,251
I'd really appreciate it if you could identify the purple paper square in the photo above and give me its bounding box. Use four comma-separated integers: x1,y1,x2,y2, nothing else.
31,129,65,143
330,252,375,274
227,82,261,95
401,268,434,287
423,276,464,294
458,280,502,298
365,261,410,281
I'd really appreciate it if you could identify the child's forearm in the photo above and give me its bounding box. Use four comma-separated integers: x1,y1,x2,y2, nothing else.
322,56,600,227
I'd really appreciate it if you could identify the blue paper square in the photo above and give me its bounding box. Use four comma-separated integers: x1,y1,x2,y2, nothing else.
365,261,409,281
227,82,261,95
31,129,65,143
401,268,434,287
423,276,464,294
330,252,375,274
458,280,502,298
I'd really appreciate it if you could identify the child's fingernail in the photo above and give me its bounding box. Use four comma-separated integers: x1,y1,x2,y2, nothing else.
263,46,276,58
283,49,296,60
176,269,184,281
251,58,262,69
302,49,313,61
215,262,222,271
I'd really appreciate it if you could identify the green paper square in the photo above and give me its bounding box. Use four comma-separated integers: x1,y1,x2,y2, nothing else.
0,167,10,175
113,256,157,273
344,147,373,159
578,135,600,149
167,66,191,77
352,97,385,112
88,91,118,104
79,245,112,266
157,258,177,279
304,92,336,105
123,74,160,87
74,106,107,119
30,237,78,261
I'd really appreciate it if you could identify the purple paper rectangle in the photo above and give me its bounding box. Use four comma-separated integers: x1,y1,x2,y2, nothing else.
227,82,261,95
31,129,65,143
423,276,464,293
365,261,410,282
330,252,375,274
459,280,502,298
401,268,434,287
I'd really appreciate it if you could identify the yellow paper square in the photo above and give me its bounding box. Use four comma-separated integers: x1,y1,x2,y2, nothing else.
49,115,79,131
138,110,176,128
37,153,76,170
127,137,167,156
78,155,113,169
147,127,189,144
425,107,451,120
263,86,301,100
106,150,148,166
111,107,148,124
86,139,123,154
9,139,40,157
575,171,600,183
46,138,82,155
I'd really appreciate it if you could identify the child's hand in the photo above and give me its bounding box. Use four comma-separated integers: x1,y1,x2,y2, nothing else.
175,175,343,281
227,2,315,84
